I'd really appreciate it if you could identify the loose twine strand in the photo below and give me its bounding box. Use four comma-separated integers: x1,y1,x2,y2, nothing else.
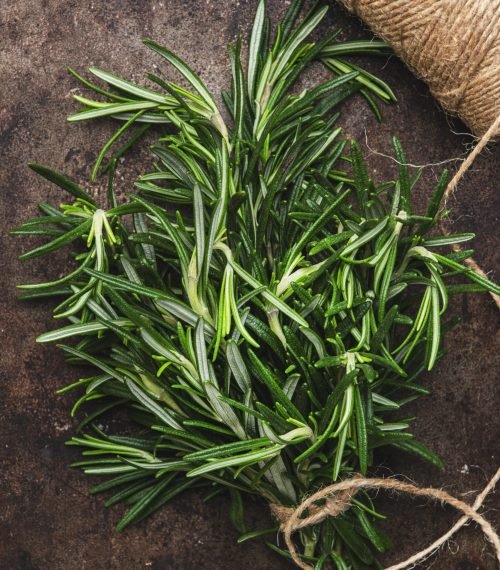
270,468,500,570
439,115,500,310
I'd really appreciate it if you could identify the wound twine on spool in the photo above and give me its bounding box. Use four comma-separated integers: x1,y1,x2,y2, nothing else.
271,468,500,570
338,0,500,139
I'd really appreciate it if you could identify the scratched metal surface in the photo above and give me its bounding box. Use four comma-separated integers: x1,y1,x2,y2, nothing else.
1,1,499,569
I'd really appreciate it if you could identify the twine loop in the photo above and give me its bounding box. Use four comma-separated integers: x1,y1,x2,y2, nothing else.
271,469,500,570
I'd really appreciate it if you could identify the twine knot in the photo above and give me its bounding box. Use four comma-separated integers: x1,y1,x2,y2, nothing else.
270,480,359,532
270,471,500,570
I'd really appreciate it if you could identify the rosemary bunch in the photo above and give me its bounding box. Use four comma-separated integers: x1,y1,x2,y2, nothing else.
14,1,499,568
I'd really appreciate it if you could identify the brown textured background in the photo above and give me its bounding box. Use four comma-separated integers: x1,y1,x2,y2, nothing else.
0,1,499,569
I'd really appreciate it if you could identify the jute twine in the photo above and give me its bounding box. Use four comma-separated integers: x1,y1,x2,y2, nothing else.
438,115,500,310
270,469,500,570
338,0,500,138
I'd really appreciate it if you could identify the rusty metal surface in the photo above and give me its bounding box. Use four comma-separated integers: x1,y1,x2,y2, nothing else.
0,1,499,569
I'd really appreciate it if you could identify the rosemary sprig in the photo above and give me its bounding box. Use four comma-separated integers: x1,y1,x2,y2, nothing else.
14,1,499,568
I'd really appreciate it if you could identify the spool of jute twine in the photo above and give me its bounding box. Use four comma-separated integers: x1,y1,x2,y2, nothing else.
270,469,500,569
338,0,500,139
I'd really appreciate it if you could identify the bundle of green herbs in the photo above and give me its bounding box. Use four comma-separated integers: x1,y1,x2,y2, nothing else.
14,1,500,568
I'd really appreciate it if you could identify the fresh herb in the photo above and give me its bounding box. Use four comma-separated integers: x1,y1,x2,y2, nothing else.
14,1,499,567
